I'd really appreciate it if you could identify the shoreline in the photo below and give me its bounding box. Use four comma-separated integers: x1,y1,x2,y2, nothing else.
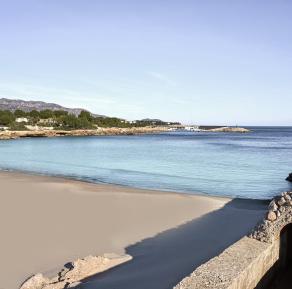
0,126,169,140
0,126,252,141
0,167,272,201
0,169,231,201
0,171,268,289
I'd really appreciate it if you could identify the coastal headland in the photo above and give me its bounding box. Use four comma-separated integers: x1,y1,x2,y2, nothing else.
204,126,250,133
0,126,251,140
0,171,266,289
0,126,169,140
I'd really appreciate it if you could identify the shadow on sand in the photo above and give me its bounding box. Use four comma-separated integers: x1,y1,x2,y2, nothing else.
78,198,268,289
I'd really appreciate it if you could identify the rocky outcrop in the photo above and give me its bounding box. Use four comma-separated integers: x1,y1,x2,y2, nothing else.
249,191,292,243
20,254,132,289
0,127,169,140
20,274,50,289
205,127,250,133
286,173,292,182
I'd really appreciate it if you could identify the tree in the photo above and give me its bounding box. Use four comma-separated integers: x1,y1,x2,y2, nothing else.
78,117,94,129
39,109,54,119
14,109,27,118
53,110,68,118
78,110,93,122
29,110,40,118
93,116,131,128
0,110,15,125
59,114,94,130
9,122,26,131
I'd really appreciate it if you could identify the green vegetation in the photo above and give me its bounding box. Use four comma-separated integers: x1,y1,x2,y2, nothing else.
0,109,180,131
0,110,15,125
8,122,27,131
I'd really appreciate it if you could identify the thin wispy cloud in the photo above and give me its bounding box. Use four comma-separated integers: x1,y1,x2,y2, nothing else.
0,82,116,109
147,71,177,87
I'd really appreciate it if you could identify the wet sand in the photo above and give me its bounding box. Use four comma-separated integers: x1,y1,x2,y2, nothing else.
0,171,267,289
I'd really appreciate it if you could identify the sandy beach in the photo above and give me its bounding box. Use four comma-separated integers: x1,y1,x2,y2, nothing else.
0,171,267,289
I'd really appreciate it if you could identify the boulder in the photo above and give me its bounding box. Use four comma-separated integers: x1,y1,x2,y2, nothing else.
20,254,132,289
20,274,49,289
266,211,277,222
268,200,278,211
286,173,292,182
277,197,286,206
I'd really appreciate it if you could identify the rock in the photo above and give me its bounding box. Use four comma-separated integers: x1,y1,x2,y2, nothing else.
278,197,286,206
279,206,286,213
20,254,132,289
205,127,250,133
250,191,292,243
0,127,169,140
286,173,292,182
268,200,278,211
20,274,49,289
68,282,81,288
266,211,277,222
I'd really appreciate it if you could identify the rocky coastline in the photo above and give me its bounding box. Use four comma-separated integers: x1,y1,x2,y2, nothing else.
204,126,250,133
0,126,168,140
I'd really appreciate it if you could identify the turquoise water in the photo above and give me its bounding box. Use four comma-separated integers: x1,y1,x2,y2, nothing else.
0,127,292,199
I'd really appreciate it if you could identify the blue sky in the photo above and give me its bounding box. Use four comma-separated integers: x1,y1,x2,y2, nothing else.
0,0,291,125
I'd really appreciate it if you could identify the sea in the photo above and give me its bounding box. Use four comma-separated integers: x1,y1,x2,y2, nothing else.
0,126,291,199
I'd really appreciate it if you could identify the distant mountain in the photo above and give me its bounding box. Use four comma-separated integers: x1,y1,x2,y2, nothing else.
0,98,97,116
0,98,179,124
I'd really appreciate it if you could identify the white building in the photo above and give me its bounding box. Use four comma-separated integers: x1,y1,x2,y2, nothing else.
16,117,29,123
184,126,201,132
38,118,57,125
0,125,9,131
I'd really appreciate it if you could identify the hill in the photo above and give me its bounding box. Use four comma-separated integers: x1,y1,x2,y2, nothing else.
0,98,180,130
0,98,94,116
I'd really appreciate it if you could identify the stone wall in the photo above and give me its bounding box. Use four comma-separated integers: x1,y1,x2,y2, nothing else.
250,192,292,243
174,192,292,289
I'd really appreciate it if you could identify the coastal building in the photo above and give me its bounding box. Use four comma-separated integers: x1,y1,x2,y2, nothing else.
0,125,9,131
184,126,200,132
16,117,29,123
38,118,57,125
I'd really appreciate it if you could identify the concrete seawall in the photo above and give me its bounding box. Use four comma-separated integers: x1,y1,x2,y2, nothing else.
174,192,292,289
174,237,279,289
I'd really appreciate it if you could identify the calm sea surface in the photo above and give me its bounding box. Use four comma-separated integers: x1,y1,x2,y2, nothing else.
0,127,292,199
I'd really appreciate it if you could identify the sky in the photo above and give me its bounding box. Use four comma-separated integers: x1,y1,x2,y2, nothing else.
0,0,291,125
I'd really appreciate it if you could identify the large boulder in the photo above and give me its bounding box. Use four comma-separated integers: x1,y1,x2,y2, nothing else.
286,173,292,182
20,254,132,289
20,274,49,289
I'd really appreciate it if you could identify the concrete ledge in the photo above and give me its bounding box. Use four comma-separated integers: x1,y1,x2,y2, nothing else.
174,192,292,289
174,236,279,289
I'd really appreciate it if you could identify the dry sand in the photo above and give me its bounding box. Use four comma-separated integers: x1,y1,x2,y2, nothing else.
0,171,267,289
